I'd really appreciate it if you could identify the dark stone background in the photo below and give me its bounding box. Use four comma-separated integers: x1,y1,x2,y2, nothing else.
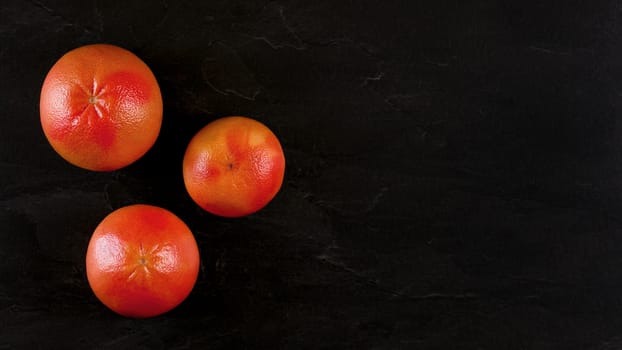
2,0,622,349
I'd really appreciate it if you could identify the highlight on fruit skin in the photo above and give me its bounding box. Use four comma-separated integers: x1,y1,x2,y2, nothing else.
39,44,163,171
85,204,200,318
183,116,286,217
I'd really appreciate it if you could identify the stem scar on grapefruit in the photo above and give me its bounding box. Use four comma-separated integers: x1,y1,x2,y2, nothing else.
40,44,163,171
183,116,286,217
85,204,200,318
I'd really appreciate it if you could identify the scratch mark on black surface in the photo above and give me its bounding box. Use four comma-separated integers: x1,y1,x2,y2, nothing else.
277,5,306,50
27,0,97,33
361,72,384,87
302,36,381,58
202,77,262,101
92,0,104,34
316,255,479,301
244,35,306,51
135,0,175,51
366,186,388,212
529,45,571,56
226,87,262,101
425,59,450,67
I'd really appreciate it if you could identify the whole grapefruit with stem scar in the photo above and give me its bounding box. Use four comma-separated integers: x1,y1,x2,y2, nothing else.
40,44,162,171
85,204,200,318
183,116,286,217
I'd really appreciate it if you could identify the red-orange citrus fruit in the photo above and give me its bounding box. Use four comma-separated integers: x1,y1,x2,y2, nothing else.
85,204,199,318
183,116,286,217
40,44,162,171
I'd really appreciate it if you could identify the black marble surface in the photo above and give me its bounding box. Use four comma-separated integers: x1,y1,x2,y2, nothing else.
2,0,622,348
